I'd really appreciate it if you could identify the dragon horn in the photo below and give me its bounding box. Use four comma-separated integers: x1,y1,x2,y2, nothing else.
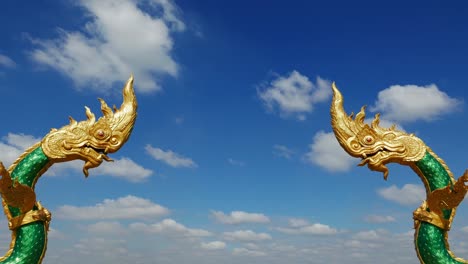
107,75,138,144
331,83,356,143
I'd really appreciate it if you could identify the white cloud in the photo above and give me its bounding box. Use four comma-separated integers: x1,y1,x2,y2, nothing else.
29,0,185,92
72,238,129,258
201,241,226,250
86,221,127,235
364,215,396,223
276,222,338,235
56,195,169,220
92,157,153,182
377,184,425,206
304,131,357,172
0,133,41,167
223,230,272,242
258,71,331,120
145,145,197,168
288,218,309,228
130,219,212,237
48,227,66,240
212,211,270,225
371,84,461,123
232,247,267,257
273,144,295,159
0,54,16,68
46,156,152,182
228,158,245,166
353,230,382,241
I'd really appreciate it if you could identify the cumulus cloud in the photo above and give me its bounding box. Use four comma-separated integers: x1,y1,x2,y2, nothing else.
212,211,270,225
364,215,396,223
47,156,152,182
232,247,267,257
275,218,338,235
377,184,425,206
223,230,272,242
258,71,331,120
276,221,338,236
0,54,16,69
201,241,226,250
92,157,153,181
304,131,357,172
145,145,197,168
130,219,212,237
227,158,245,166
86,221,127,235
56,195,169,220
0,133,41,167
29,0,185,92
371,84,461,123
353,230,383,241
288,218,310,228
273,144,295,159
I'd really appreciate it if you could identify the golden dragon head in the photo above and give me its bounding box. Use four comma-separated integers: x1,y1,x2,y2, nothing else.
330,83,426,180
42,76,138,176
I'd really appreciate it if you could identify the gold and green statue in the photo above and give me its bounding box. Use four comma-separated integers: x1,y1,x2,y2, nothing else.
0,76,137,263
331,83,467,263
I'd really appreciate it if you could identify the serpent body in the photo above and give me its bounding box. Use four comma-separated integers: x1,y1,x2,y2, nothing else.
0,146,49,263
0,76,137,263
330,83,468,263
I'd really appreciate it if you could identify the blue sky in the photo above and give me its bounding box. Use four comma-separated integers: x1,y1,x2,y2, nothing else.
1,0,468,263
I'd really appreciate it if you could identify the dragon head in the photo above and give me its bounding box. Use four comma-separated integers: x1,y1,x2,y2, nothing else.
330,83,425,180
42,76,138,176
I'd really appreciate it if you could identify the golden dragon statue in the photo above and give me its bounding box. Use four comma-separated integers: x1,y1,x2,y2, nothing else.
331,83,467,263
0,76,137,263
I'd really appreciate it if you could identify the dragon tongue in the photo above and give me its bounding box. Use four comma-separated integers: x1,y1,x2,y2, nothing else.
102,154,113,162
358,158,369,167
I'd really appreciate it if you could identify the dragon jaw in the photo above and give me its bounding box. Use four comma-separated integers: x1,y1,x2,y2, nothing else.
330,83,425,180
41,76,138,176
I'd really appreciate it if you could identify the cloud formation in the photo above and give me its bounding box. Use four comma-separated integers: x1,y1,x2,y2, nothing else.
212,210,270,225
146,145,197,168
276,218,338,235
377,184,425,206
0,54,16,68
56,195,170,220
30,0,185,92
304,131,357,172
223,230,272,242
258,71,331,120
371,84,461,123
130,219,212,237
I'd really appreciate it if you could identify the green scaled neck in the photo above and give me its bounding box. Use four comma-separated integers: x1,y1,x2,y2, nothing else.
8,145,50,217
414,151,454,219
412,151,464,264
0,144,51,264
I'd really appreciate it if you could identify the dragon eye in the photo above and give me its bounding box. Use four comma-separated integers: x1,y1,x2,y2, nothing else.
364,135,374,144
95,129,106,139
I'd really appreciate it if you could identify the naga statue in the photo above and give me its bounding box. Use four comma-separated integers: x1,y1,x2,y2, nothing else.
331,83,468,263
0,76,137,263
